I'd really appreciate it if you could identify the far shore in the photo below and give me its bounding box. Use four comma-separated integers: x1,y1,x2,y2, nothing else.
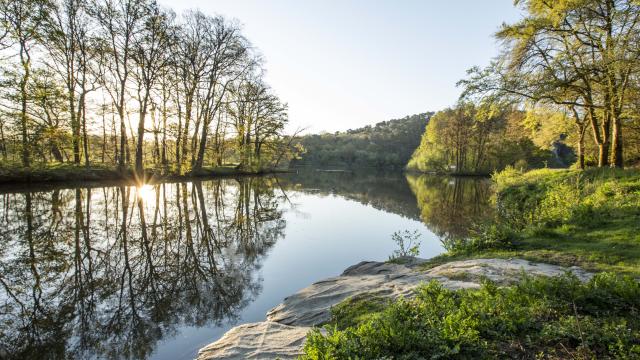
0,164,293,191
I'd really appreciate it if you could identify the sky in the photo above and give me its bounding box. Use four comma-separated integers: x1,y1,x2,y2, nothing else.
158,0,523,133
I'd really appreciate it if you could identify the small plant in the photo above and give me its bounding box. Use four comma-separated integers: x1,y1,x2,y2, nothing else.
388,230,422,261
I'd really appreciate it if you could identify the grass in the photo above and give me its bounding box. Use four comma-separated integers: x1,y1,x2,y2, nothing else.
425,167,640,277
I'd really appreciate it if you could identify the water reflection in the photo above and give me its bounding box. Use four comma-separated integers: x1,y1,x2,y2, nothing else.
0,178,285,359
0,172,494,360
279,170,422,221
406,174,494,248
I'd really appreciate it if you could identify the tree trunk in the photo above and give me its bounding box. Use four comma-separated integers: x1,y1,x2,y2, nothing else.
0,123,7,160
101,107,106,163
135,97,149,175
19,43,31,168
577,126,586,170
194,123,208,172
610,116,624,168
161,92,167,168
81,94,90,167
175,100,182,173
118,78,127,170
70,89,80,164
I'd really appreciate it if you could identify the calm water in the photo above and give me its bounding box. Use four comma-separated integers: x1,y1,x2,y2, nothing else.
0,170,493,360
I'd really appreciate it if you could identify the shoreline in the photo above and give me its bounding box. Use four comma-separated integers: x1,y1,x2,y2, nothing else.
0,165,293,192
196,256,594,359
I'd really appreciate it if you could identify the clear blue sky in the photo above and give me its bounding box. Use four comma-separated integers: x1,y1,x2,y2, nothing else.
159,0,523,133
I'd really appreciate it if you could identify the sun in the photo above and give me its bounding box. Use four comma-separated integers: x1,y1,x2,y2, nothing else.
136,184,155,203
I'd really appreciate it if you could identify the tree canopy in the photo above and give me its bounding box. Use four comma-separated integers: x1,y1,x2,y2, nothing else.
0,0,297,176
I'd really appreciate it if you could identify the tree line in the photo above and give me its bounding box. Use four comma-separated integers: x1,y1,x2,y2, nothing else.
410,0,640,173
0,0,296,175
407,103,568,174
292,113,431,169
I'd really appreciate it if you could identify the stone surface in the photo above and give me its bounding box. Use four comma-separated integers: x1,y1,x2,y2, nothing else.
197,322,311,360
427,258,594,284
199,257,594,359
266,258,593,327
266,260,474,326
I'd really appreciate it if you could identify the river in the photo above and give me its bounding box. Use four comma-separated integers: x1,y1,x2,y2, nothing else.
0,170,493,359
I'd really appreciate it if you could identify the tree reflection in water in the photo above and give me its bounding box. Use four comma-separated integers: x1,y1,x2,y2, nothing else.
406,175,495,248
0,178,285,359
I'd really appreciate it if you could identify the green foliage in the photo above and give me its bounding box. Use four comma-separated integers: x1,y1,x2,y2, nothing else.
302,273,640,359
445,223,516,254
293,113,431,169
388,230,421,261
407,103,558,175
446,168,640,276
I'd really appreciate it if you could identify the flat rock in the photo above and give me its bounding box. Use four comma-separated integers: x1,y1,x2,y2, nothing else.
266,260,475,326
266,258,593,327
427,258,594,284
197,321,311,360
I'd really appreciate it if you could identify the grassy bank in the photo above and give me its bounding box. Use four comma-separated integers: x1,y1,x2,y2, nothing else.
302,168,640,358
0,163,289,185
429,167,640,277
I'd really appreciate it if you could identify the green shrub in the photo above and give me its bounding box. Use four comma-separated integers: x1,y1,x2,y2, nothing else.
388,230,422,261
444,223,515,254
301,273,640,359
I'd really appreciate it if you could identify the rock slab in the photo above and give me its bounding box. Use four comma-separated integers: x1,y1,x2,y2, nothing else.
197,322,311,360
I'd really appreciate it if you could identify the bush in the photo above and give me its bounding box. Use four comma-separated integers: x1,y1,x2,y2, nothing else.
301,273,640,359
443,223,515,254
388,230,421,261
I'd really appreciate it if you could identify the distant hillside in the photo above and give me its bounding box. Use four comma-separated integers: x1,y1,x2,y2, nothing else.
292,113,433,169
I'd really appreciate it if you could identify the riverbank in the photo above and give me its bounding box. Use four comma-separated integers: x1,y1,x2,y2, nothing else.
404,168,492,177
0,163,292,188
198,257,638,359
197,167,640,359
428,167,640,277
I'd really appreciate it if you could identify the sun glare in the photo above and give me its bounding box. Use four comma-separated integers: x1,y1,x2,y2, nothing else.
136,184,155,202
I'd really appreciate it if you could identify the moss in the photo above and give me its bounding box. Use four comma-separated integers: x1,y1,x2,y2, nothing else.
328,294,387,330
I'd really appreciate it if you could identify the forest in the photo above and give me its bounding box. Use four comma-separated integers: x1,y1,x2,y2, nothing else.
408,0,640,175
0,0,297,179
292,113,431,169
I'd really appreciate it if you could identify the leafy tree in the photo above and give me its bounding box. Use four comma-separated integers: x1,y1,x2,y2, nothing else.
408,102,556,175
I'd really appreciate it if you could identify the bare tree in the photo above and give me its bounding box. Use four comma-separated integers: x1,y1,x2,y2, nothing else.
94,0,149,170
193,16,251,172
0,0,51,167
131,3,175,175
